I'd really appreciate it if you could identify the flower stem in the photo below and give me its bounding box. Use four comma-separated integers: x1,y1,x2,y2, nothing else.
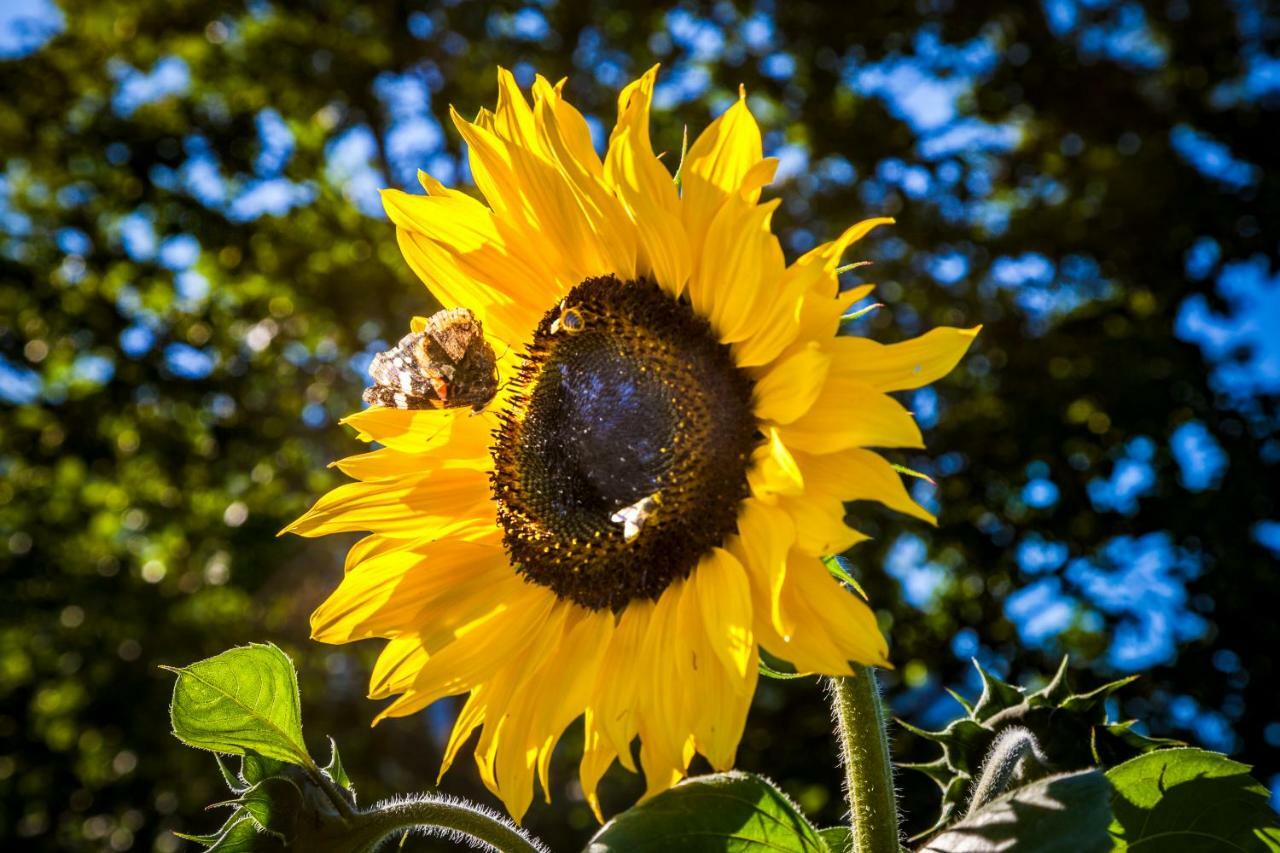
829,666,901,853
339,795,546,853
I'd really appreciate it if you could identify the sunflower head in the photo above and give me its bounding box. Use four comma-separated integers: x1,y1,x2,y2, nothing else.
493,274,757,610
286,65,978,823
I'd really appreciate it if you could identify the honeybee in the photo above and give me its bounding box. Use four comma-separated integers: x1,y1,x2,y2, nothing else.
611,492,661,542
363,308,498,412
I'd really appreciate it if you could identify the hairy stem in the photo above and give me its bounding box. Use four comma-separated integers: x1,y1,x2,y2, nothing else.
344,794,546,853
829,667,901,853
966,726,1049,817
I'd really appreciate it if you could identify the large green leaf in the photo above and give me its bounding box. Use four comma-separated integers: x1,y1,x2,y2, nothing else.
921,769,1112,852
165,643,310,766
586,771,826,852
1107,747,1280,851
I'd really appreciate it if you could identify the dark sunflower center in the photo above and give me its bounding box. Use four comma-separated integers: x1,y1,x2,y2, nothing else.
491,275,758,610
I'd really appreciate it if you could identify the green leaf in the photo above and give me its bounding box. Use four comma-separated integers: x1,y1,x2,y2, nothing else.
238,776,303,842
921,769,1112,853
241,751,287,786
587,771,826,852
817,826,852,852
207,814,284,852
323,736,352,790
164,643,310,767
1106,747,1280,851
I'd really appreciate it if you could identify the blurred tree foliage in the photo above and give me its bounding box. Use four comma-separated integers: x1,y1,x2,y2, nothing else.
1,0,1277,850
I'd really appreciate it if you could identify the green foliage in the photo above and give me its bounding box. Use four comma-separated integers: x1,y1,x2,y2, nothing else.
922,769,1112,853
165,643,308,766
586,771,828,853
1107,748,1280,851
164,644,351,850
167,643,543,853
900,658,1177,836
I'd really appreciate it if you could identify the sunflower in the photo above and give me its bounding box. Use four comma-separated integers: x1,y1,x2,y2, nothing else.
286,66,978,822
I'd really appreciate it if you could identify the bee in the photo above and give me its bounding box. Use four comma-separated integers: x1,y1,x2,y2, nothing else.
363,307,498,412
549,302,586,335
610,492,661,542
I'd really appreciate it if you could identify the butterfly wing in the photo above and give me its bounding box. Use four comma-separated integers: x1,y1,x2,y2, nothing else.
363,332,448,409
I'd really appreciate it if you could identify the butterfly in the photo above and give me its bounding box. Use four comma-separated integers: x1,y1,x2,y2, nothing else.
363,307,499,412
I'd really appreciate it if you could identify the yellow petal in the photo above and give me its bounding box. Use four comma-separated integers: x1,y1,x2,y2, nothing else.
798,447,936,525
374,582,559,723
682,91,764,253
682,557,757,770
827,326,981,391
752,341,831,425
730,261,813,369
382,191,551,346
637,581,695,778
780,377,923,455
339,407,465,453
729,497,797,640
440,682,490,781
579,717,619,823
534,85,638,280
694,548,754,680
311,539,512,645
283,467,494,538
585,604,648,776
688,193,783,343
530,609,614,801
786,554,889,669
367,636,428,700
747,427,805,499
331,442,492,481
782,491,870,557
474,603,573,817
604,66,691,295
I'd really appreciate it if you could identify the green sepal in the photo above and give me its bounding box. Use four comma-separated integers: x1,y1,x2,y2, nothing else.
323,736,353,791
821,555,867,598
236,776,303,842
901,658,1177,839
215,754,246,794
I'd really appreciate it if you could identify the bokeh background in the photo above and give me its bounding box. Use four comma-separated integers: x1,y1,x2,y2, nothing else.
2,0,1278,849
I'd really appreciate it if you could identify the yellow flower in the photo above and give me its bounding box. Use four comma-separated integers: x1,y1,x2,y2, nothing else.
286,67,978,822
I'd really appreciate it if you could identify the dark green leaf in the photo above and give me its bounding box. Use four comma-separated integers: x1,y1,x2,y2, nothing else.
238,776,303,842
921,769,1111,853
817,826,852,853
1107,747,1280,851
165,643,309,767
206,814,285,852
587,771,826,852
